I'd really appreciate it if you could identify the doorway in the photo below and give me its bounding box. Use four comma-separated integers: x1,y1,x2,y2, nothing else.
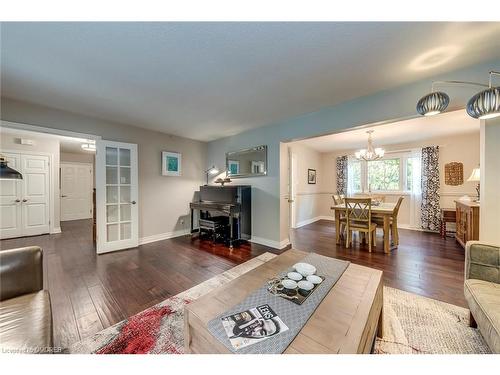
1,121,139,254
60,162,93,221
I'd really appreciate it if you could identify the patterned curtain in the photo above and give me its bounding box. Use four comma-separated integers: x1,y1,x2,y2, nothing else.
336,155,348,195
421,146,440,231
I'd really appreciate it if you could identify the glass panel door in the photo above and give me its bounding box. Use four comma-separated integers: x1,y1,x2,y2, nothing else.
96,140,138,254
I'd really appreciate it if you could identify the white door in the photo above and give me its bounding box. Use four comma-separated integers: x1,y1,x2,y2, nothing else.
96,140,138,254
288,150,298,229
0,153,22,238
20,154,50,236
61,163,93,221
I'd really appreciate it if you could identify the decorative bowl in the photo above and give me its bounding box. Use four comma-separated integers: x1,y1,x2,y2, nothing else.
282,279,298,289
297,280,314,291
306,275,323,284
293,262,317,276
287,272,303,281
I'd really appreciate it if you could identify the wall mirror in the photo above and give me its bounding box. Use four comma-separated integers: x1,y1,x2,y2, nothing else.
226,145,267,178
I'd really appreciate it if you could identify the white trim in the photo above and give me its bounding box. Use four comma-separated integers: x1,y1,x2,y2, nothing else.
295,215,334,228
1,120,101,141
139,229,190,245
52,227,62,234
250,236,290,250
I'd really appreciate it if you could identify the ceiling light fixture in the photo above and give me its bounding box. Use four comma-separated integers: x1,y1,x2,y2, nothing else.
416,71,499,119
355,130,385,161
467,71,500,119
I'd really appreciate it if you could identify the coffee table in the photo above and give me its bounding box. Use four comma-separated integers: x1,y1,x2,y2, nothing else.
184,249,383,354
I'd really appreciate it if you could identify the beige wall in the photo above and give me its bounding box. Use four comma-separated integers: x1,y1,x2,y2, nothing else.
0,131,61,231
480,118,500,244
1,97,207,240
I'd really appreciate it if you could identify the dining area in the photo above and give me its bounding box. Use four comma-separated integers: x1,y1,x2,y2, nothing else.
331,194,404,254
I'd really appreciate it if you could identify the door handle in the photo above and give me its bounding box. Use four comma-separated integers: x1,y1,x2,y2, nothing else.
61,195,68,198
15,199,21,203
22,199,28,203
288,199,294,203
131,201,136,205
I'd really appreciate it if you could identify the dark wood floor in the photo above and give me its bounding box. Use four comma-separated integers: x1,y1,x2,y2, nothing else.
0,218,466,349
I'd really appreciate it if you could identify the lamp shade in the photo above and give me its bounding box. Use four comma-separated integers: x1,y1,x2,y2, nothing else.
466,87,500,119
467,168,480,182
0,157,23,180
416,91,450,116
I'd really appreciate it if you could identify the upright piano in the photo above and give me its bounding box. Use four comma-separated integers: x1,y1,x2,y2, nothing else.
190,185,251,248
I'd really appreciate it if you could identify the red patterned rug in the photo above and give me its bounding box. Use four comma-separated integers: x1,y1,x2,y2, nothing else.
69,253,276,354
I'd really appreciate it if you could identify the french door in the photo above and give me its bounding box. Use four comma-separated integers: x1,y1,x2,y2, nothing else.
96,140,139,254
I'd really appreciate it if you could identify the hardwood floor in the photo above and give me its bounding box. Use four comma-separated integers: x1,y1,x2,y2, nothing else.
290,220,466,308
0,218,466,349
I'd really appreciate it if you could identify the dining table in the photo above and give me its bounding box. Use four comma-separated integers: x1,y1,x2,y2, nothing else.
330,202,398,253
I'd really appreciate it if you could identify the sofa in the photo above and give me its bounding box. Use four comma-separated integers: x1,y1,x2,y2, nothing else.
464,241,500,353
0,246,53,353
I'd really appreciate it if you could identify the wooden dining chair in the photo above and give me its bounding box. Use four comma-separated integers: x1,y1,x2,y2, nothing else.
344,197,377,252
332,194,347,238
373,196,404,245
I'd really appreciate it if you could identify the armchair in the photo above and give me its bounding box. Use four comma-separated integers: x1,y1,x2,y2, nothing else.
0,246,54,353
464,241,500,353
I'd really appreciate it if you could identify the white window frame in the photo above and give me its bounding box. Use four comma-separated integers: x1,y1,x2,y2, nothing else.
350,151,415,194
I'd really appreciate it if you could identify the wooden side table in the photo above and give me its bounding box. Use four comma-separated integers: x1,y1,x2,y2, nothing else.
440,208,456,238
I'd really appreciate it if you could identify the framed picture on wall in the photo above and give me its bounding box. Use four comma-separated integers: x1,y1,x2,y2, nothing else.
162,151,182,176
228,160,240,175
308,169,316,184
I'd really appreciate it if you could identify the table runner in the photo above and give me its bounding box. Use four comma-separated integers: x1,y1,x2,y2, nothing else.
207,253,350,354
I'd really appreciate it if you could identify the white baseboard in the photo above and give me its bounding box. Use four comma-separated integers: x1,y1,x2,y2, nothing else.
251,236,290,250
295,216,334,228
139,229,190,245
51,227,62,234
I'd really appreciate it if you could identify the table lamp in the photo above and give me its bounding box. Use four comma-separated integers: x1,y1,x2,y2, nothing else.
467,167,480,202
204,165,219,185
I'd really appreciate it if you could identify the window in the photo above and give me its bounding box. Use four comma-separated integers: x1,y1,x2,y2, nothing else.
348,153,418,193
367,158,400,191
349,160,362,192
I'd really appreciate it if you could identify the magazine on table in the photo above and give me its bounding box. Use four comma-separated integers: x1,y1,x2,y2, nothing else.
221,304,288,350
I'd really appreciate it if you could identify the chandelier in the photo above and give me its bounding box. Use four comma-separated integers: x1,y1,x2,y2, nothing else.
355,130,385,161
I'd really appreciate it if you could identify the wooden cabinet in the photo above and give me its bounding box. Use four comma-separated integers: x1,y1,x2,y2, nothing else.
455,200,480,249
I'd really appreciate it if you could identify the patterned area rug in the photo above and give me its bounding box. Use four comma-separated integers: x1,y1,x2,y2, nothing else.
69,252,490,354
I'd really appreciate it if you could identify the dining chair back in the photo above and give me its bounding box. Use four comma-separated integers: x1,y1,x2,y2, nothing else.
344,197,377,252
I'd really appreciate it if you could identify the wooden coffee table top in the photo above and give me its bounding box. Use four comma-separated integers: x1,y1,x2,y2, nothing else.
184,249,383,354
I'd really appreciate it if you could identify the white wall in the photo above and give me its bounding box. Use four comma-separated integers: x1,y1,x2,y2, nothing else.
480,118,500,244
1,98,207,241
0,131,61,232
